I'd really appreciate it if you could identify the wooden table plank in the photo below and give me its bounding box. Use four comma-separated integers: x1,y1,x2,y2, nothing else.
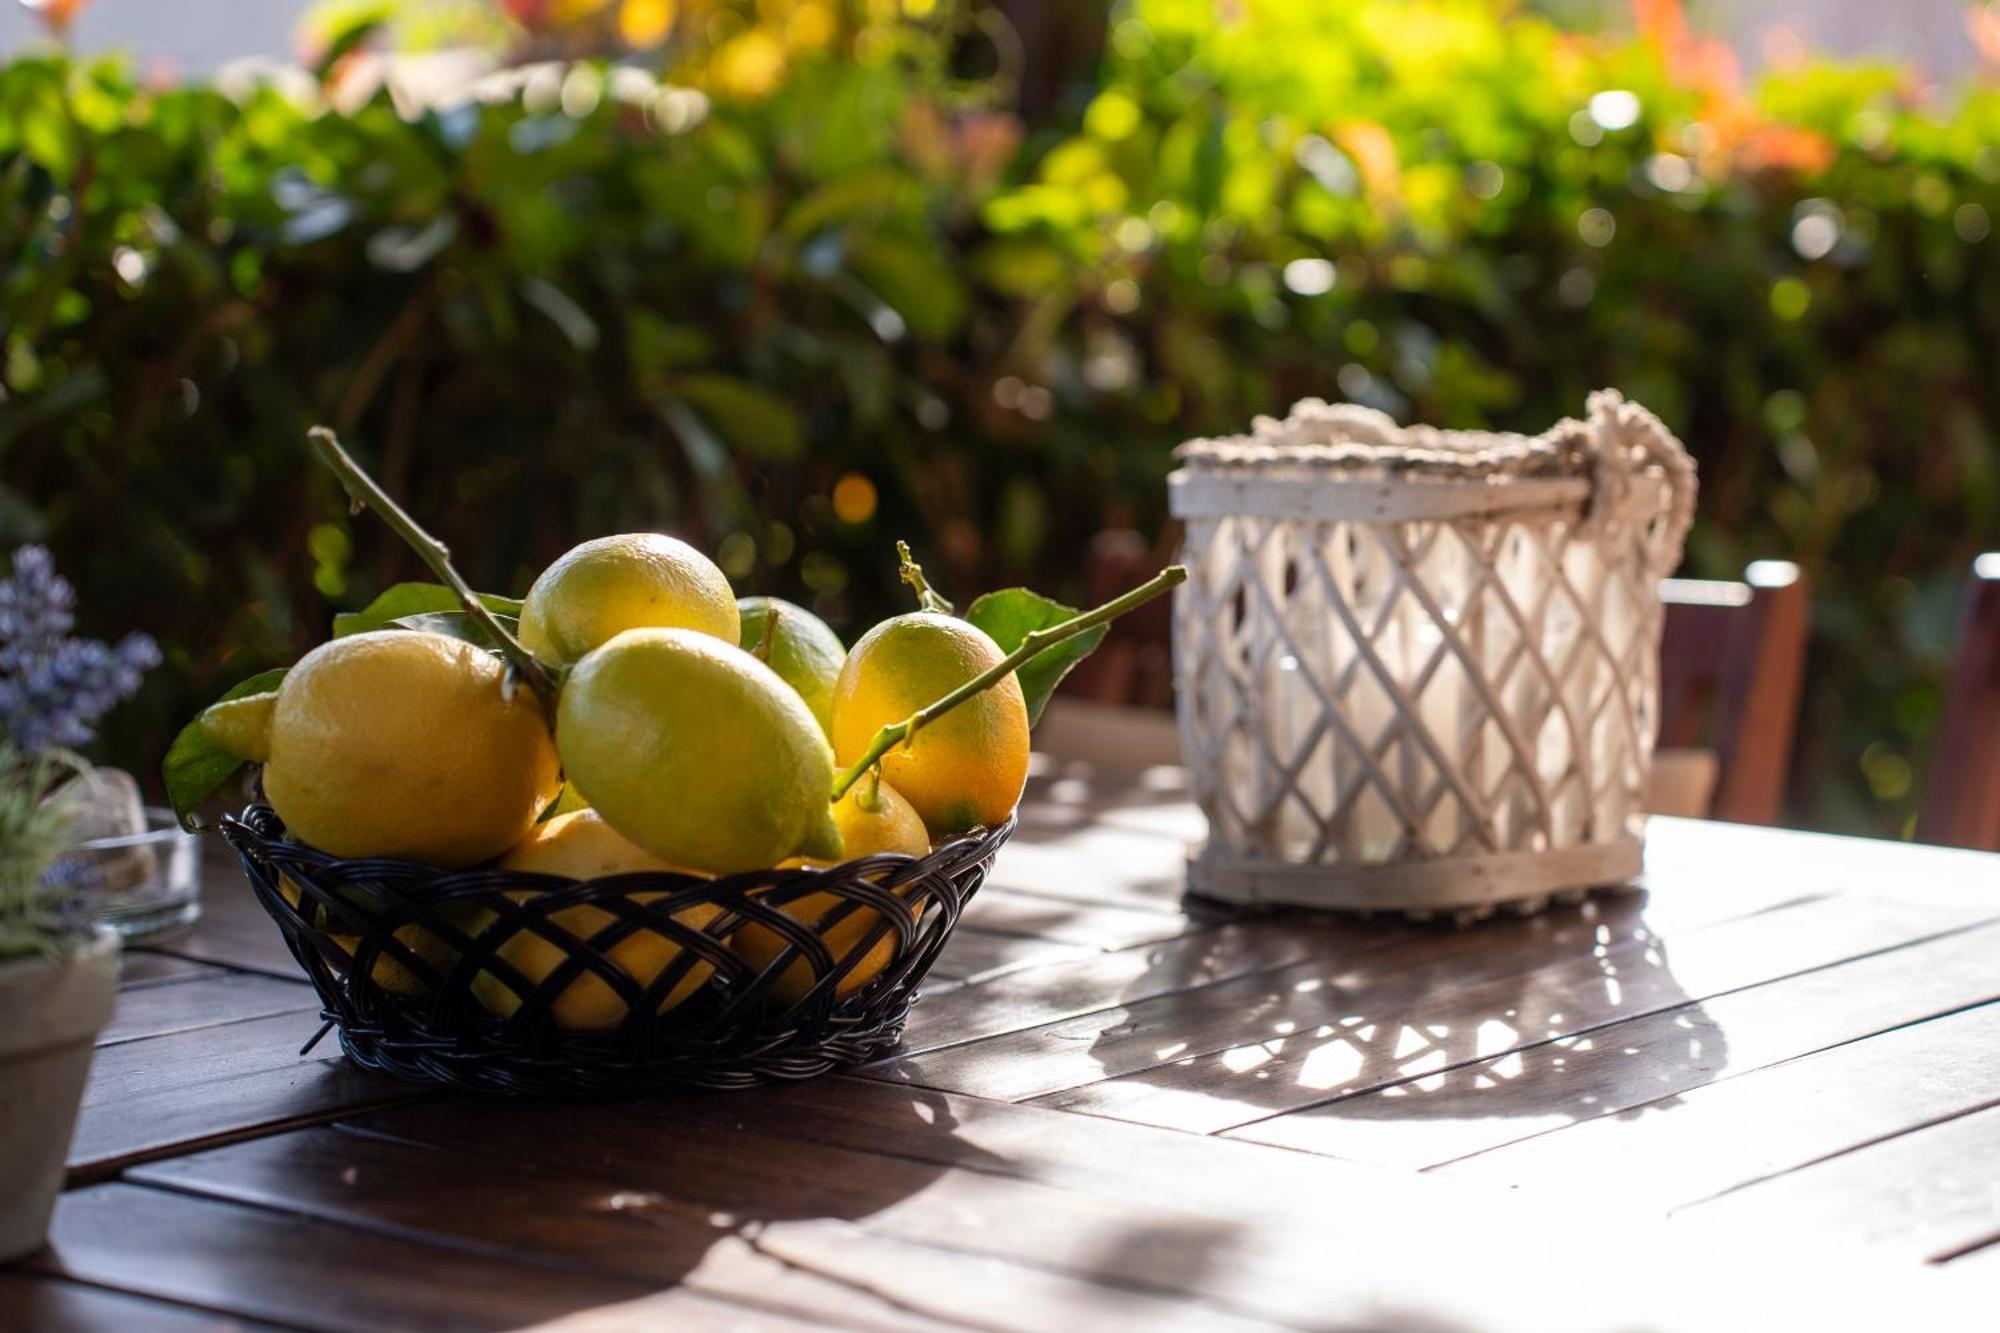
143,847,306,979
0,1270,283,1331
1430,999,2000,1202
119,952,229,990
83,1010,350,1109
1641,816,2000,906
924,927,1093,985
982,825,1195,913
890,914,1400,1056
124,1127,1283,1333
98,972,319,1048
28,1183,658,1333
891,821,1859,1072
16,775,2000,1330
1670,1101,2000,1265
1014,754,1203,845
619,1076,1969,1331
1236,921,2000,1169
70,1008,424,1178
956,887,1197,951
891,892,1982,1118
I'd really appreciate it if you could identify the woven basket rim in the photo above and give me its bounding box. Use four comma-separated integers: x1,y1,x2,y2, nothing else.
217,804,1015,894
215,804,1014,1094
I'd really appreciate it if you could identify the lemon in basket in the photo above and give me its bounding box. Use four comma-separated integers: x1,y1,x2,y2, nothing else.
468,811,719,1031
518,533,738,669
556,627,843,874
201,631,558,867
276,876,461,999
738,596,845,737
831,613,1030,836
732,778,932,1003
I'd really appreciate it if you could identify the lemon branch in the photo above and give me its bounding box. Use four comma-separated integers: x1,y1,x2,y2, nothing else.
305,425,561,715
896,541,953,615
829,564,1188,804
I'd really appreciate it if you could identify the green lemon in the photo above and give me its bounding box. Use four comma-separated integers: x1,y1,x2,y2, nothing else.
738,596,845,737
556,627,842,874
519,533,738,669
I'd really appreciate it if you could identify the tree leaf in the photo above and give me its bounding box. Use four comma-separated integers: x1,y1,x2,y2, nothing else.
162,668,288,829
388,608,522,650
848,236,969,341
675,374,803,460
332,582,524,637
964,588,1109,727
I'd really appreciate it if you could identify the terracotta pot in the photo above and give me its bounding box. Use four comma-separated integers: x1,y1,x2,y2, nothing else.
0,928,118,1261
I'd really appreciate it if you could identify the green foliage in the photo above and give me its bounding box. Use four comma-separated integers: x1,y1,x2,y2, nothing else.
161,668,289,828
0,747,88,958
330,582,524,637
3,3,1997,835
965,588,1108,726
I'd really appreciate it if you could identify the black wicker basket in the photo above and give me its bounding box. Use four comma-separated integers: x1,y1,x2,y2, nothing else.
219,804,1011,1095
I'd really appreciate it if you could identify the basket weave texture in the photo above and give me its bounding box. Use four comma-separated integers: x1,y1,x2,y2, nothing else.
1170,390,1694,919
220,804,1010,1095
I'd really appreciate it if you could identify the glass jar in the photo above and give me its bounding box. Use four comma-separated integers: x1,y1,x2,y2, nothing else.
48,808,202,942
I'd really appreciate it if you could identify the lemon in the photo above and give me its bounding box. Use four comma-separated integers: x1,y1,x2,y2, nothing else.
824,775,933,863
738,596,845,737
499,809,704,880
205,631,558,866
468,811,719,1030
277,876,459,999
518,533,738,669
831,612,1029,836
732,779,931,1004
556,627,842,874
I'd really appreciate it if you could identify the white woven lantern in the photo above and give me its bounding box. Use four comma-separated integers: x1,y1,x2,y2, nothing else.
1170,390,1696,919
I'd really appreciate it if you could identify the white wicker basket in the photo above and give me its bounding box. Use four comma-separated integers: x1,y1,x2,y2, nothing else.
1170,390,1696,920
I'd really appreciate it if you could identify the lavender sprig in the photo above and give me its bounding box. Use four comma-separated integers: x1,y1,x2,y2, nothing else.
0,546,160,756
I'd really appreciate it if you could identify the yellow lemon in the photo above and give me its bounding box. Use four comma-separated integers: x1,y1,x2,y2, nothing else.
556,628,842,873
737,596,845,737
277,875,459,999
732,779,932,1004
831,612,1029,836
206,631,558,867
518,533,738,669
468,811,718,1030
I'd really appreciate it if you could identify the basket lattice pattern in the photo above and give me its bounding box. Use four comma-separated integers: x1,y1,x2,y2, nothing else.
1171,391,1694,916
220,804,1010,1094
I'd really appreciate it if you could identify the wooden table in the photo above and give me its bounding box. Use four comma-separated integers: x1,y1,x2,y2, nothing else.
9,753,2000,1331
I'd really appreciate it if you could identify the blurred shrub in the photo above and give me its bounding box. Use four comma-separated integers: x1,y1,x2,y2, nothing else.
2,0,1996,834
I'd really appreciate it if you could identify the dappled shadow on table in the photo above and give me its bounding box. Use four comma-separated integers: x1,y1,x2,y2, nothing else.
1051,886,1731,1156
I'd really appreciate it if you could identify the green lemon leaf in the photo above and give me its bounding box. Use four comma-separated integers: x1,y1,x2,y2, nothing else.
387,608,523,651
964,588,1109,727
163,667,289,829
332,582,524,637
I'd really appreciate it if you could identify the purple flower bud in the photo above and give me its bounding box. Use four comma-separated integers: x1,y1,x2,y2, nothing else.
0,546,156,754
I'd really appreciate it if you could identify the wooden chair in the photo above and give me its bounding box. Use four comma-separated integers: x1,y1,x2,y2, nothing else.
1653,561,1811,825
1062,532,1812,825
1916,554,2000,850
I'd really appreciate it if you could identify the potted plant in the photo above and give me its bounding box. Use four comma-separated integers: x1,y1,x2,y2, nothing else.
0,545,157,1260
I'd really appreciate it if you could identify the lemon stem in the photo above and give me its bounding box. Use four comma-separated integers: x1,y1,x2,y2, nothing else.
751,603,778,663
305,425,560,717
896,540,954,615
828,563,1189,804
